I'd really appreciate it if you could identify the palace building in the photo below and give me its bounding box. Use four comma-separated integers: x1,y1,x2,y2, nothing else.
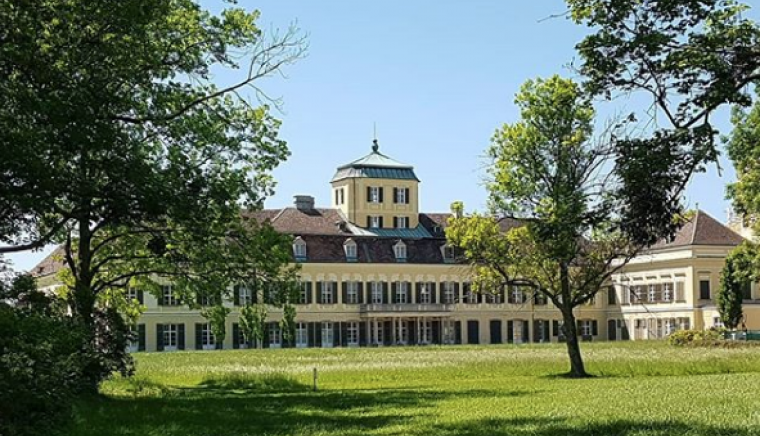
33,141,757,351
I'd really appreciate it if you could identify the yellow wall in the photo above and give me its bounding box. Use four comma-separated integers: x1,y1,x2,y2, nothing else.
331,177,420,228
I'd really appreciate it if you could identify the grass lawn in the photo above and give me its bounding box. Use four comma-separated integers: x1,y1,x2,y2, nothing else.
69,342,760,435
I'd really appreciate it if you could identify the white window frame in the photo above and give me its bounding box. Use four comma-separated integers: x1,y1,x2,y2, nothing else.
335,188,345,205
419,283,431,304
662,283,672,302
511,287,524,304
397,322,408,345
344,242,357,260
396,187,407,204
163,324,178,351
580,320,593,337
443,282,455,304
201,323,216,350
396,281,408,304
163,286,178,306
321,282,334,304
369,216,381,228
371,282,383,304
648,284,657,303
420,319,432,344
269,323,282,348
296,322,308,348
394,243,407,260
373,322,384,345
369,187,380,203
347,322,359,346
126,287,139,302
346,281,359,304
293,240,307,258
239,286,253,305
321,322,334,348
396,216,409,229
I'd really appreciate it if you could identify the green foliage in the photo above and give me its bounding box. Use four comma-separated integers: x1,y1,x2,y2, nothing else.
667,329,722,346
727,92,760,226
71,344,760,436
201,304,231,349
718,243,756,329
280,303,297,347
449,76,642,377
0,0,304,388
240,303,268,347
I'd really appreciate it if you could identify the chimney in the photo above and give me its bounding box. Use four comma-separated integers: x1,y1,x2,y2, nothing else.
294,195,315,211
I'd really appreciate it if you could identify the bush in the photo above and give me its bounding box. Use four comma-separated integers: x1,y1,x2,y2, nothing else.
668,329,724,346
0,306,91,436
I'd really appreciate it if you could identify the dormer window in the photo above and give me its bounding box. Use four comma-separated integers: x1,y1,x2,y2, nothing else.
293,236,307,261
442,245,457,263
344,239,358,262
394,240,407,262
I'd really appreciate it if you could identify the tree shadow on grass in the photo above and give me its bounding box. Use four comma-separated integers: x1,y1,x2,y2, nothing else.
425,416,756,436
71,375,536,436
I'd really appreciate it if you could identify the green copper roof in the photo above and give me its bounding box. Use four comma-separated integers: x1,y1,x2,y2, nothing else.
332,140,419,182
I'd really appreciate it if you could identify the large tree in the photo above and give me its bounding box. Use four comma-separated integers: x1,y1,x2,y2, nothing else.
0,0,305,382
566,0,760,239
447,76,673,378
717,243,755,330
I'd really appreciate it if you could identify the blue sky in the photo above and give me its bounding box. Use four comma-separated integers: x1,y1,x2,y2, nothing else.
8,0,758,271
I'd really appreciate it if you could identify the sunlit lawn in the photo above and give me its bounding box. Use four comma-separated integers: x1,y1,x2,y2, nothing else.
69,342,760,435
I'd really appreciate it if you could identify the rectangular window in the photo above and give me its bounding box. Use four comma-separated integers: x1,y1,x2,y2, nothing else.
321,322,334,348
299,282,309,304
128,325,139,352
294,243,307,259
269,323,282,348
296,322,308,348
510,287,524,304
162,286,179,306
347,322,359,346
466,285,478,304
346,281,359,304
396,282,408,304
371,282,383,304
607,286,616,305
419,283,431,304
648,284,657,303
369,216,381,228
420,319,432,344
580,320,593,337
201,323,215,350
699,279,711,300
443,282,455,304
163,324,178,350
742,281,752,300
395,187,407,204
713,317,723,328
345,243,357,260
394,244,407,260
662,284,672,302
396,322,408,345
321,282,334,304
369,187,381,203
395,216,409,229
444,245,456,262
126,287,139,302
335,188,345,205
239,286,253,305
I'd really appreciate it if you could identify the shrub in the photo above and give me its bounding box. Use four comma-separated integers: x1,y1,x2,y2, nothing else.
0,306,90,436
668,329,724,346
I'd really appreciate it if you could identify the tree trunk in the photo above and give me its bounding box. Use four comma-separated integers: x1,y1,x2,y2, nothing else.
559,262,589,378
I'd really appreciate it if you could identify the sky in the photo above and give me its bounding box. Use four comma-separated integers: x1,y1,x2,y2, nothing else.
7,0,759,272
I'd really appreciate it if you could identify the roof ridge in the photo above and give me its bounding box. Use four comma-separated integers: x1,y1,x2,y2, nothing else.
689,209,700,245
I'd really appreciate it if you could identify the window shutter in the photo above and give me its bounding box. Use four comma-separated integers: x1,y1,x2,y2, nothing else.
262,323,270,348
358,282,364,304
342,282,348,304
383,321,392,346
195,323,203,350
592,320,599,336
454,282,460,303
507,321,514,344
522,321,529,343
359,321,367,346
156,324,164,351
405,188,410,204
393,187,398,204
341,322,349,347
332,281,338,304
415,282,421,304
533,320,540,343
137,290,144,305
333,323,341,347
432,320,440,344
314,323,322,348
379,216,384,228
455,321,462,344
233,285,240,306
308,323,316,347
392,282,398,303
177,324,185,350
383,282,389,304
430,282,437,303
552,320,559,337
367,186,372,202
233,323,240,349
158,289,165,306
138,324,146,351
366,216,371,228
379,187,384,202
317,282,323,304
305,282,312,304
393,217,398,228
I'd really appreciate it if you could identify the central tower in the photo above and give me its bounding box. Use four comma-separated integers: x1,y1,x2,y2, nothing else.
330,140,420,230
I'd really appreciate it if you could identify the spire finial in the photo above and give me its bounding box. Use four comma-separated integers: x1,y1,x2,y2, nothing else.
372,122,379,153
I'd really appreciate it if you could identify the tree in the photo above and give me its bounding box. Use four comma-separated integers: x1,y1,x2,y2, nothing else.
240,303,268,348
447,76,671,377
718,243,756,330
202,304,231,350
0,0,305,386
567,0,760,240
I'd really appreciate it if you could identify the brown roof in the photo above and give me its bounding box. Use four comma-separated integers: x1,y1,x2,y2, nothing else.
30,246,66,278
651,210,745,250
298,234,447,264
245,208,351,236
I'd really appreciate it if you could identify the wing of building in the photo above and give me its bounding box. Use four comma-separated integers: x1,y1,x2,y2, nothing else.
32,141,755,351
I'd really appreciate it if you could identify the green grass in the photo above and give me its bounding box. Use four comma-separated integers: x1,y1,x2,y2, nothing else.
70,342,760,435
